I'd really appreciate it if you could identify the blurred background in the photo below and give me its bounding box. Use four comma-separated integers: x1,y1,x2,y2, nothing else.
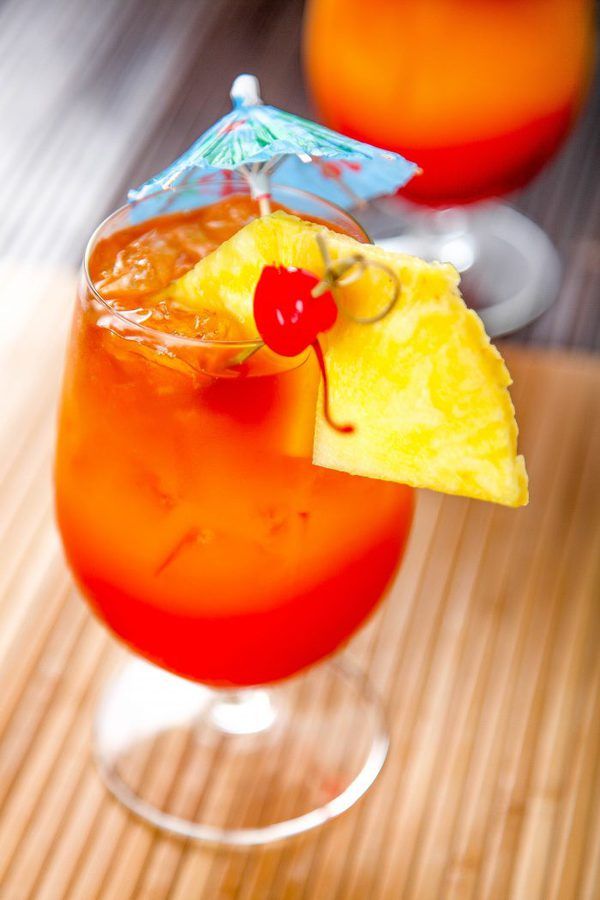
0,0,597,349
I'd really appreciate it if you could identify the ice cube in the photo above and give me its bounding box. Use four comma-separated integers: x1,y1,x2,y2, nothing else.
96,230,176,297
96,222,216,301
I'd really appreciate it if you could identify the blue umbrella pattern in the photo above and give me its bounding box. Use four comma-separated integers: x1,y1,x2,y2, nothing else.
129,74,419,216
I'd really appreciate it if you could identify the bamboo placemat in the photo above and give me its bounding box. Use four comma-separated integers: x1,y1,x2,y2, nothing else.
0,265,598,900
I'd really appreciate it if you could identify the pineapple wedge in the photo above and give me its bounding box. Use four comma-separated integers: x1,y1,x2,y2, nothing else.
165,212,528,507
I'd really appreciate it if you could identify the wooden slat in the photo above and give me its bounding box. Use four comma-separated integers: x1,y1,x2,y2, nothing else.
0,268,598,899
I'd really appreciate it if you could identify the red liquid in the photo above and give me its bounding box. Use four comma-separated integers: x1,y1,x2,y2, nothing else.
304,0,593,204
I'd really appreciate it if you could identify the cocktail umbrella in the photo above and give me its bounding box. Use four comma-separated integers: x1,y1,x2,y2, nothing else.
129,74,418,216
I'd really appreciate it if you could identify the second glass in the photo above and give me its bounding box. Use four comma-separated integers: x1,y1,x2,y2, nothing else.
304,0,593,335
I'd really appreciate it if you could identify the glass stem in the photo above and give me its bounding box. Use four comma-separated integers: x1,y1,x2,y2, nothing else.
409,205,479,273
208,688,277,735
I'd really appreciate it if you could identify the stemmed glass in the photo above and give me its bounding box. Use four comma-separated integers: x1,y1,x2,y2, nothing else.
303,0,594,335
54,180,414,845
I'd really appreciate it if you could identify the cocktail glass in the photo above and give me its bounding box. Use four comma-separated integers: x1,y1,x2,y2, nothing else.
54,179,414,845
303,0,594,335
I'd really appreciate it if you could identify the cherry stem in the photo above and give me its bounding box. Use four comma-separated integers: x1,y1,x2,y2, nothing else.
312,338,354,435
312,234,401,324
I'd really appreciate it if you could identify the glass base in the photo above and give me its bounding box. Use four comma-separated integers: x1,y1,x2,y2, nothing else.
364,199,561,337
94,657,389,846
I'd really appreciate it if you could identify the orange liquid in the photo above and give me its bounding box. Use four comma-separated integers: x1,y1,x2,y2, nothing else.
304,0,593,204
55,197,413,686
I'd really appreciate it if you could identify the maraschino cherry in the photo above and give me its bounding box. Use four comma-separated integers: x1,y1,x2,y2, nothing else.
253,265,353,434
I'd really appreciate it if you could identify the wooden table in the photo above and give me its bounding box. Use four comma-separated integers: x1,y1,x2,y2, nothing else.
0,268,599,899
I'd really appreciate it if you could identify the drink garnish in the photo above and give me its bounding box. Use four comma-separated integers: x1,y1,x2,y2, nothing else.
253,263,352,433
252,236,400,433
163,211,529,507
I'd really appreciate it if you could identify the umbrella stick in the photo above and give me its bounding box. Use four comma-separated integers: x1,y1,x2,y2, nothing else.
258,195,271,216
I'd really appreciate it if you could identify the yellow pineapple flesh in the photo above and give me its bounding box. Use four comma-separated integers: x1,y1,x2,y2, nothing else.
163,212,528,507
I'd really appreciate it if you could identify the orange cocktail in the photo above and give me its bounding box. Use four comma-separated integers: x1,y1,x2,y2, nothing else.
54,189,413,687
304,0,593,204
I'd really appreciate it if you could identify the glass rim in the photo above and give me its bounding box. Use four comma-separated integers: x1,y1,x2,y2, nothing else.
83,179,370,350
